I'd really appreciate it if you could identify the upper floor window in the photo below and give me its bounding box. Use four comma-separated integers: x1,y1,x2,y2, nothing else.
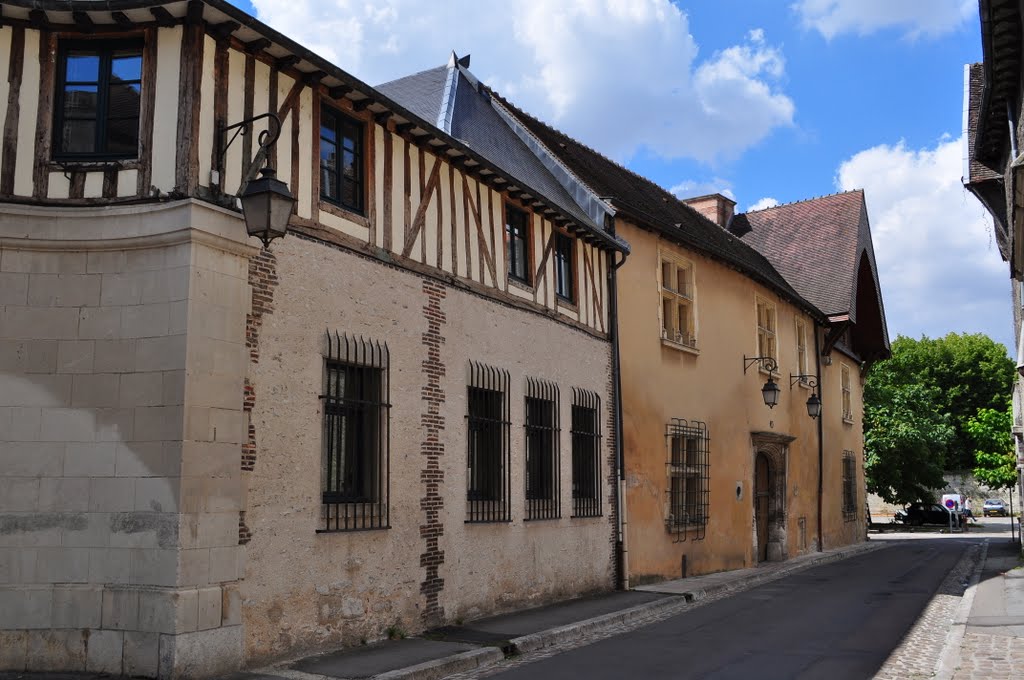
55,41,143,159
755,297,777,366
661,255,696,348
554,232,575,302
320,106,365,213
841,363,853,422
506,205,531,284
795,318,809,383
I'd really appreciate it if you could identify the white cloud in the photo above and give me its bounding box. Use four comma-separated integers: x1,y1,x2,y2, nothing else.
836,136,1013,353
793,0,975,40
249,0,793,163
670,178,735,200
747,197,780,211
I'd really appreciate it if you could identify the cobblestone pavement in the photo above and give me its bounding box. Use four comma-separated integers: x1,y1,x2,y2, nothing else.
953,632,1024,679
872,544,978,680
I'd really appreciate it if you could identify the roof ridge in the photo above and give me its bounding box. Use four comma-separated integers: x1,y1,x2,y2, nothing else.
740,189,863,214
376,63,448,88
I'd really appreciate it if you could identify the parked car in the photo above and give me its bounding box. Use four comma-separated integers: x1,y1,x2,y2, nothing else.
895,502,963,526
983,499,1008,517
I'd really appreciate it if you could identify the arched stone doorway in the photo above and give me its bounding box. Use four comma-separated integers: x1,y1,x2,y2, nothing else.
751,432,794,563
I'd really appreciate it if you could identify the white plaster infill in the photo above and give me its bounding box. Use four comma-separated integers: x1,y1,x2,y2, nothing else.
0,198,260,258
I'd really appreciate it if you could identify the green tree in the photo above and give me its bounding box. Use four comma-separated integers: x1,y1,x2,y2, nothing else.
966,400,1018,490
867,333,1014,471
864,381,953,505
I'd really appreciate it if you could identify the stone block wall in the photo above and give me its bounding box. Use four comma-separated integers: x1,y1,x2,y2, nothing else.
0,200,255,677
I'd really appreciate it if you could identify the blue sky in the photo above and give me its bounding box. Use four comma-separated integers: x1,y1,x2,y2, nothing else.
228,0,1011,353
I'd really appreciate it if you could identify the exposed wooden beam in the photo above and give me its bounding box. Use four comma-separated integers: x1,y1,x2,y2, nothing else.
186,0,205,24
373,111,393,124
275,55,300,70
71,11,94,30
150,6,175,26
351,98,373,112
431,143,450,154
328,84,352,99
28,10,48,29
394,122,415,135
211,21,240,40
243,38,271,54
302,70,326,85
111,11,132,26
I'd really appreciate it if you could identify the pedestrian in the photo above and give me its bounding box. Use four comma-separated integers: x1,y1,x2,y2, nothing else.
964,497,976,524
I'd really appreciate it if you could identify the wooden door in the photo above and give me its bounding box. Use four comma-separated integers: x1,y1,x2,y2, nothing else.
755,453,771,562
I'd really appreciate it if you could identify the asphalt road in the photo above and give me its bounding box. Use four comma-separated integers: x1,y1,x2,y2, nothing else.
488,539,974,680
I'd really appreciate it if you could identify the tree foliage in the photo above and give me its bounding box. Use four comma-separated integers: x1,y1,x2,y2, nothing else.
866,333,1014,471
864,381,953,505
966,401,1018,490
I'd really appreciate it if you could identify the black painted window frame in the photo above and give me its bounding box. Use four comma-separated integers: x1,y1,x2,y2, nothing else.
320,105,366,214
506,204,531,284
53,38,144,161
554,231,575,303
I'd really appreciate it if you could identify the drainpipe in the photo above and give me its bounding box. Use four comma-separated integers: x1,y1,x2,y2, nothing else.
607,225,630,590
815,324,824,552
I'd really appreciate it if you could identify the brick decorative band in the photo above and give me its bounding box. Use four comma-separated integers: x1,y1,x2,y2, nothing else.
419,279,447,625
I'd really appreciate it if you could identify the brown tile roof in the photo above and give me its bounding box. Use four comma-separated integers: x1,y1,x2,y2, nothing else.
729,191,890,358
484,90,820,317
967,62,1002,184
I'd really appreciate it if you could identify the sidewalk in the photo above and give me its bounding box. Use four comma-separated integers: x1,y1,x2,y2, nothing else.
937,538,1024,680
230,541,884,680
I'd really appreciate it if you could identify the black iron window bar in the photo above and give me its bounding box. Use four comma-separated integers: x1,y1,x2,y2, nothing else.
467,361,511,523
665,418,710,542
318,331,390,532
842,450,857,521
525,377,561,521
571,388,602,518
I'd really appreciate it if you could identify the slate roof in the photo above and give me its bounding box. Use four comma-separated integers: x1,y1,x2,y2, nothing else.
378,64,602,234
967,63,1002,184
482,90,820,316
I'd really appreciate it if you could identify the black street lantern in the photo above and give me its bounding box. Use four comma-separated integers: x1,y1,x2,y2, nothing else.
761,377,781,409
806,391,822,419
240,167,295,248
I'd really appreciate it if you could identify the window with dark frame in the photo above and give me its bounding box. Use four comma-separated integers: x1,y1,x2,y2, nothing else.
525,378,560,520
467,362,511,523
842,450,857,521
506,205,531,284
666,418,709,542
554,232,575,302
571,388,602,518
319,332,390,532
320,106,365,213
55,40,143,159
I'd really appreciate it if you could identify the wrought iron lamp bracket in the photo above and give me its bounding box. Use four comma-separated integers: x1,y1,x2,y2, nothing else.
790,374,818,389
217,112,282,171
743,355,778,374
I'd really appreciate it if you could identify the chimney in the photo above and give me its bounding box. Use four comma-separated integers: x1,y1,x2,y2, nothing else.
681,193,736,228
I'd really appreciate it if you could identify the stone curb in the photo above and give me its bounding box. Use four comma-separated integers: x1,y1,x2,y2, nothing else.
372,647,505,680
934,540,989,680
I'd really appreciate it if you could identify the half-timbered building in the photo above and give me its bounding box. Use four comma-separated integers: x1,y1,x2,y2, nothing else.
0,1,626,676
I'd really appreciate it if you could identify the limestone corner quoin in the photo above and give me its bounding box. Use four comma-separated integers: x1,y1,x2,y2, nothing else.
0,0,887,677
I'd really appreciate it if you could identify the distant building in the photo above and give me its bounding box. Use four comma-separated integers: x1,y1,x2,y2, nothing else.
963,0,1024,519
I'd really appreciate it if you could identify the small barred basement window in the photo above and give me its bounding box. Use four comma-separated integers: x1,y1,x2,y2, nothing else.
319,332,390,532
842,450,857,521
467,361,511,523
666,418,709,542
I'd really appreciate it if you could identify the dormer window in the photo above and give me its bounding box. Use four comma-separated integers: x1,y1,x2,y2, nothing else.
54,41,143,159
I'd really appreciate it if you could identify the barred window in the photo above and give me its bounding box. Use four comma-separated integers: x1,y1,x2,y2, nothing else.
842,450,857,521
525,378,560,520
319,332,390,532
571,388,602,518
666,419,709,542
467,362,511,522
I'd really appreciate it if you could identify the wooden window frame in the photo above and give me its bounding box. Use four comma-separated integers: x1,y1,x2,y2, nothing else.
505,203,533,285
755,296,778,372
319,103,367,215
554,230,576,303
660,252,697,350
795,318,809,386
53,38,145,162
841,363,854,423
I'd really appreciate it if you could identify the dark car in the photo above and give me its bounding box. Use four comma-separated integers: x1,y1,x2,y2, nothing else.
983,499,1008,517
896,502,962,526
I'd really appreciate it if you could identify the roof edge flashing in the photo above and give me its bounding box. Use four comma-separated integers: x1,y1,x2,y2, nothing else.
436,53,459,134
489,100,615,228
